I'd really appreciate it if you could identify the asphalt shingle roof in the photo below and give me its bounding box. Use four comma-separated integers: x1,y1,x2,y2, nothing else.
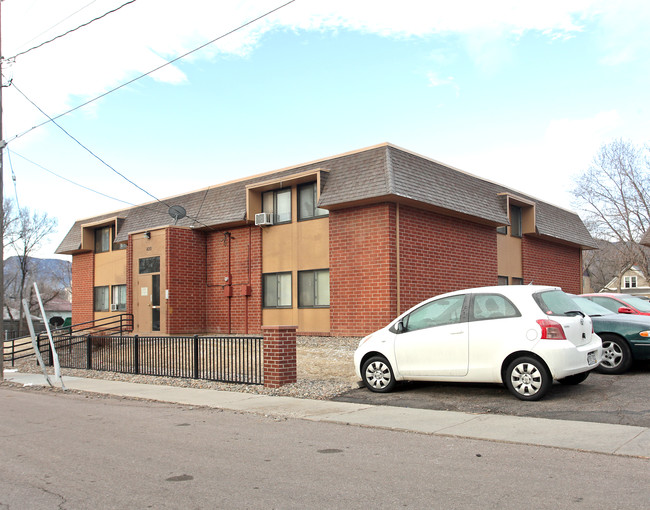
56,143,596,253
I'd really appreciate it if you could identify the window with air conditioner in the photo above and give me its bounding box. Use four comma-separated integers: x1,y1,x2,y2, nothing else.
262,188,291,224
112,284,127,311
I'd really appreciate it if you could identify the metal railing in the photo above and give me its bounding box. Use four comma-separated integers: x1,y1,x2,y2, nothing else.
39,314,134,343
39,334,264,385
2,336,34,366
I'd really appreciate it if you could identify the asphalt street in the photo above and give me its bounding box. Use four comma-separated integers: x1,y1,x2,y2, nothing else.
334,361,650,427
1,386,649,510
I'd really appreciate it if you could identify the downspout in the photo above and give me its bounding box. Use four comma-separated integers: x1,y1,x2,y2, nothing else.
246,225,251,334
396,203,400,316
227,232,232,334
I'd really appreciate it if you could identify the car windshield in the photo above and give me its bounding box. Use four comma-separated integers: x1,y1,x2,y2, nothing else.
570,296,614,316
534,290,581,316
620,295,650,312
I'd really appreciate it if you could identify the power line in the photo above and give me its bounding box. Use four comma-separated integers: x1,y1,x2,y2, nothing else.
10,0,101,55
8,148,139,208
6,0,296,143
5,0,138,62
9,80,216,231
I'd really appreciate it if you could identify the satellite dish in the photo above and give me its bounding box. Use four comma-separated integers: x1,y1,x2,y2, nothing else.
168,205,187,225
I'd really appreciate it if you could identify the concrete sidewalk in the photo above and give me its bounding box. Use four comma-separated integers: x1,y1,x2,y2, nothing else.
5,371,649,458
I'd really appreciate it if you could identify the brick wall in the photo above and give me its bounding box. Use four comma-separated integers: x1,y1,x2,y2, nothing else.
522,237,582,294
71,252,94,325
166,227,207,334
329,203,398,336
205,226,262,334
398,205,498,313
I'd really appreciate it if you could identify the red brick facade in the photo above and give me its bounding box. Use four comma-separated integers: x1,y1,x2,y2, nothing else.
166,227,207,334
398,205,498,314
522,236,582,294
329,204,398,336
71,252,94,325
205,226,262,335
73,203,584,338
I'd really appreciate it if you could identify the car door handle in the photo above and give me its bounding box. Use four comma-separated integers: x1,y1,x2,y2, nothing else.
451,331,464,335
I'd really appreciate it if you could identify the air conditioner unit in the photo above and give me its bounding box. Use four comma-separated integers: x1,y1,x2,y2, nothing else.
255,212,274,226
110,304,118,312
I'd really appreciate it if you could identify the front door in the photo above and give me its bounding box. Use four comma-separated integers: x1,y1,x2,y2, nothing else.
136,256,161,333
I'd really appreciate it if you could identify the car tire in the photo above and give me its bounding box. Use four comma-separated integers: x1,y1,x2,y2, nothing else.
504,356,551,401
596,334,632,375
558,371,590,385
361,356,396,393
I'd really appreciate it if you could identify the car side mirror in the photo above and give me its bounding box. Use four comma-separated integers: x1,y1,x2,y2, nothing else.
396,320,405,333
618,307,635,314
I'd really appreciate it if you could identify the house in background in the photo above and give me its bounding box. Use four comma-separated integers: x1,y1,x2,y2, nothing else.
600,265,650,297
56,143,596,337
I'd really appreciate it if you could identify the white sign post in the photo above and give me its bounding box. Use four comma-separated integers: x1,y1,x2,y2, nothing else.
22,299,53,387
33,283,65,390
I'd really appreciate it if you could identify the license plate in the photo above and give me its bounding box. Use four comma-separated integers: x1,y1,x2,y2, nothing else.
587,351,597,366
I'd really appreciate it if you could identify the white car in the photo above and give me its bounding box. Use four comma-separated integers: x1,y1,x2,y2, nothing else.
354,285,602,400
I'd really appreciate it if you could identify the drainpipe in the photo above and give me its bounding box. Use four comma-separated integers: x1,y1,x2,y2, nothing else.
396,203,401,315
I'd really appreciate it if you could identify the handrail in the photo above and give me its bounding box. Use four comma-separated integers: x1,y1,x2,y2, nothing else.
38,313,134,343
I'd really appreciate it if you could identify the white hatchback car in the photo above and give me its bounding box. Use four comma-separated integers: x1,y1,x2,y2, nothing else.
354,285,602,400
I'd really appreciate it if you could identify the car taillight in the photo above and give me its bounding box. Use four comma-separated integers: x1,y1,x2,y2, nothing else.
537,319,566,340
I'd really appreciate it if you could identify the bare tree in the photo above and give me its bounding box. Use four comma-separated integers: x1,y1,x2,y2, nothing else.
573,139,650,288
7,204,57,336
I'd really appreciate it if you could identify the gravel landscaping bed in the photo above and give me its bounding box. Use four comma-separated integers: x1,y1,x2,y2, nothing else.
4,336,361,400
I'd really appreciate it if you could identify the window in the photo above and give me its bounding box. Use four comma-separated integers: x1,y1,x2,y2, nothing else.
95,226,112,253
112,285,127,311
263,272,292,308
511,277,524,285
471,294,520,321
403,295,466,332
298,182,328,220
113,241,127,251
510,205,522,237
624,276,637,288
497,276,509,285
496,226,507,235
298,269,329,307
139,256,160,274
94,286,109,312
262,188,292,224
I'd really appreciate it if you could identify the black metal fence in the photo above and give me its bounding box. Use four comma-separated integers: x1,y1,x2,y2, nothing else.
2,335,35,366
38,334,264,385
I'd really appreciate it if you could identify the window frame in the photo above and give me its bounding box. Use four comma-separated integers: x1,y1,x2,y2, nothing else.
262,188,292,225
510,205,522,238
298,269,330,308
624,276,637,288
112,284,127,312
94,286,110,312
139,256,160,274
297,182,328,221
95,226,112,253
262,272,292,308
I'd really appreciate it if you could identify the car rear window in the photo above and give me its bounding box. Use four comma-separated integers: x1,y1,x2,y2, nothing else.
534,290,578,316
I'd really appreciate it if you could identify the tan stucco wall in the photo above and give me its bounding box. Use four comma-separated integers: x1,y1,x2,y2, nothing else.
93,249,127,321
261,184,330,333
497,233,523,281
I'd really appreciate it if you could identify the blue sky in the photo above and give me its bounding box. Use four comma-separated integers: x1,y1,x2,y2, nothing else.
2,0,650,258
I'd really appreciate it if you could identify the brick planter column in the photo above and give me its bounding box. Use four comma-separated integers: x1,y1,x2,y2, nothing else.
262,325,297,388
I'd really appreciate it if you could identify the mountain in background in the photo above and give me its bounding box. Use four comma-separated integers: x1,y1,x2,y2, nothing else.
3,256,72,289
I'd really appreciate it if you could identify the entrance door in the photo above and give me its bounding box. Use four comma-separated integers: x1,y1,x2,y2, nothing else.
136,256,161,333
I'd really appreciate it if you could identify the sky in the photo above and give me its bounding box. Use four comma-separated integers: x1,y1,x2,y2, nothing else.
2,0,650,259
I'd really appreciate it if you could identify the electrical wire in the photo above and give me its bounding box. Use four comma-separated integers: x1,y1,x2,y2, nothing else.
8,148,140,208
10,0,101,55
5,0,138,62
9,81,216,230
5,0,296,144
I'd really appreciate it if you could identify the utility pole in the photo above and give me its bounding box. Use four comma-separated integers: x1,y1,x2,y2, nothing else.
0,0,5,380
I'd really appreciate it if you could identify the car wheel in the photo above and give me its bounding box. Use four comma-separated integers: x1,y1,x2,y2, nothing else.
361,356,396,393
504,357,551,401
558,371,590,385
596,334,632,375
